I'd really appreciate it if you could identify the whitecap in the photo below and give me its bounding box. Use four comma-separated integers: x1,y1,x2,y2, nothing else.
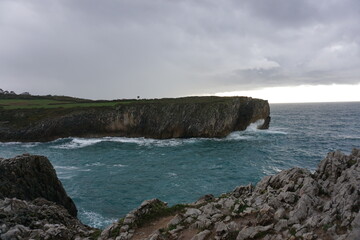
106,137,173,147
58,175,75,180
103,136,198,147
51,138,103,149
113,164,127,167
0,141,40,147
78,169,92,172
85,162,105,167
226,132,254,140
0,142,22,145
339,135,360,140
80,209,117,229
167,172,178,177
208,164,223,170
23,142,40,148
261,129,288,135
54,165,79,170
262,165,283,175
48,135,209,149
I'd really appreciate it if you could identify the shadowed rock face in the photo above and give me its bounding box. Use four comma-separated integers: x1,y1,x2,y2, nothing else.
0,154,77,217
0,97,270,142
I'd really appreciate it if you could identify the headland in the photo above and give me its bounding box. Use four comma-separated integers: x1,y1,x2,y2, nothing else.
0,94,270,142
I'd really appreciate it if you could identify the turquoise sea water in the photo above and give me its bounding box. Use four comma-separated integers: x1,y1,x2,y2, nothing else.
1,102,360,228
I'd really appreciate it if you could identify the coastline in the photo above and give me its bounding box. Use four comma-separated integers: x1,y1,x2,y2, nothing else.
1,149,359,239
0,96,270,142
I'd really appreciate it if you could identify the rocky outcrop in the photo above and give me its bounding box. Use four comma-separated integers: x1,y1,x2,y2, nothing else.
101,149,360,240
0,198,97,240
0,154,77,217
0,96,270,142
1,149,359,239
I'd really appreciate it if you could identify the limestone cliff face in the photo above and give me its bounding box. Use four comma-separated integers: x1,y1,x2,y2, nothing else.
0,97,270,142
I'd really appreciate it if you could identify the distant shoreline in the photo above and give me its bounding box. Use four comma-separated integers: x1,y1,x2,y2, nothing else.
0,95,270,142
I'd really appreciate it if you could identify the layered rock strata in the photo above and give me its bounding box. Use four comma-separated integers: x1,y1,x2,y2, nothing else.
0,97,270,142
1,149,359,239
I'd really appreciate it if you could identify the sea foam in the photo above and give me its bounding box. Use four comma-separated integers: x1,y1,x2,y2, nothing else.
80,209,117,229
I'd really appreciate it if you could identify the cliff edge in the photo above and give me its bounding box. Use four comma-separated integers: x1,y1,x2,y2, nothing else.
0,96,270,142
1,149,359,239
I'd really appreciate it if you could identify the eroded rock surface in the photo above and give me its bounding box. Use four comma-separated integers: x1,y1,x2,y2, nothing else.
0,198,97,240
0,154,77,217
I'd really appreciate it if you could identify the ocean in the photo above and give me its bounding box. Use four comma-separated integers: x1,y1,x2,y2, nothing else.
1,102,359,228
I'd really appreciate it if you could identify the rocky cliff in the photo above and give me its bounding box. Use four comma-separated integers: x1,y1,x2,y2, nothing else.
1,149,359,239
0,154,77,217
0,97,270,142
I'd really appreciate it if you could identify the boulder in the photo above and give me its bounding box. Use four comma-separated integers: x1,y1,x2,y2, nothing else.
0,154,77,217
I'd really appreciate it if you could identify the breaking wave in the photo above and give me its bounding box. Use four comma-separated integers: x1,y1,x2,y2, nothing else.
49,125,288,149
79,209,117,229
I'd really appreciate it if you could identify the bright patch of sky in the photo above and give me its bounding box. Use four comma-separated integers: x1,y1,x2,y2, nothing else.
215,84,360,103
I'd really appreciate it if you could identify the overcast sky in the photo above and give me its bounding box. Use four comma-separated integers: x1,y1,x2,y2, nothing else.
0,0,359,100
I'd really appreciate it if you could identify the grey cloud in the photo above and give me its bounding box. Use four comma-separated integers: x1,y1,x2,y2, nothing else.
0,0,359,99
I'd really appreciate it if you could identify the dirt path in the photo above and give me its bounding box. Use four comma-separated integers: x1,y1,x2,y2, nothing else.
131,215,174,240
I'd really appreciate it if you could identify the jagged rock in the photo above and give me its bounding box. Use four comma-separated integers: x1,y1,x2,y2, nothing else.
0,198,95,240
193,215,212,229
236,224,273,240
114,149,359,240
167,214,183,228
184,208,202,218
232,184,253,198
0,154,77,216
191,229,211,240
274,207,286,220
193,194,215,205
99,199,169,239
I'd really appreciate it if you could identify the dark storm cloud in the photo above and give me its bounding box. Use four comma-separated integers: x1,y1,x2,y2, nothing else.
0,0,359,99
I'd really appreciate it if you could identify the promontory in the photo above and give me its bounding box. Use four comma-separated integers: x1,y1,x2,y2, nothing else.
0,95,270,142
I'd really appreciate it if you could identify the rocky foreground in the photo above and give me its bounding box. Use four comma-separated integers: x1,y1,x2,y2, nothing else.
0,149,359,240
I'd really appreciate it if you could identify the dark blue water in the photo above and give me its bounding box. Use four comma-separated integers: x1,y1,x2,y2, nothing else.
1,102,359,228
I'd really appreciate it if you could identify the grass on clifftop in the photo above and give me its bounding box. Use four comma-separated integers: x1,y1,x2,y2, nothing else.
0,95,246,128
0,94,244,110
0,95,136,110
